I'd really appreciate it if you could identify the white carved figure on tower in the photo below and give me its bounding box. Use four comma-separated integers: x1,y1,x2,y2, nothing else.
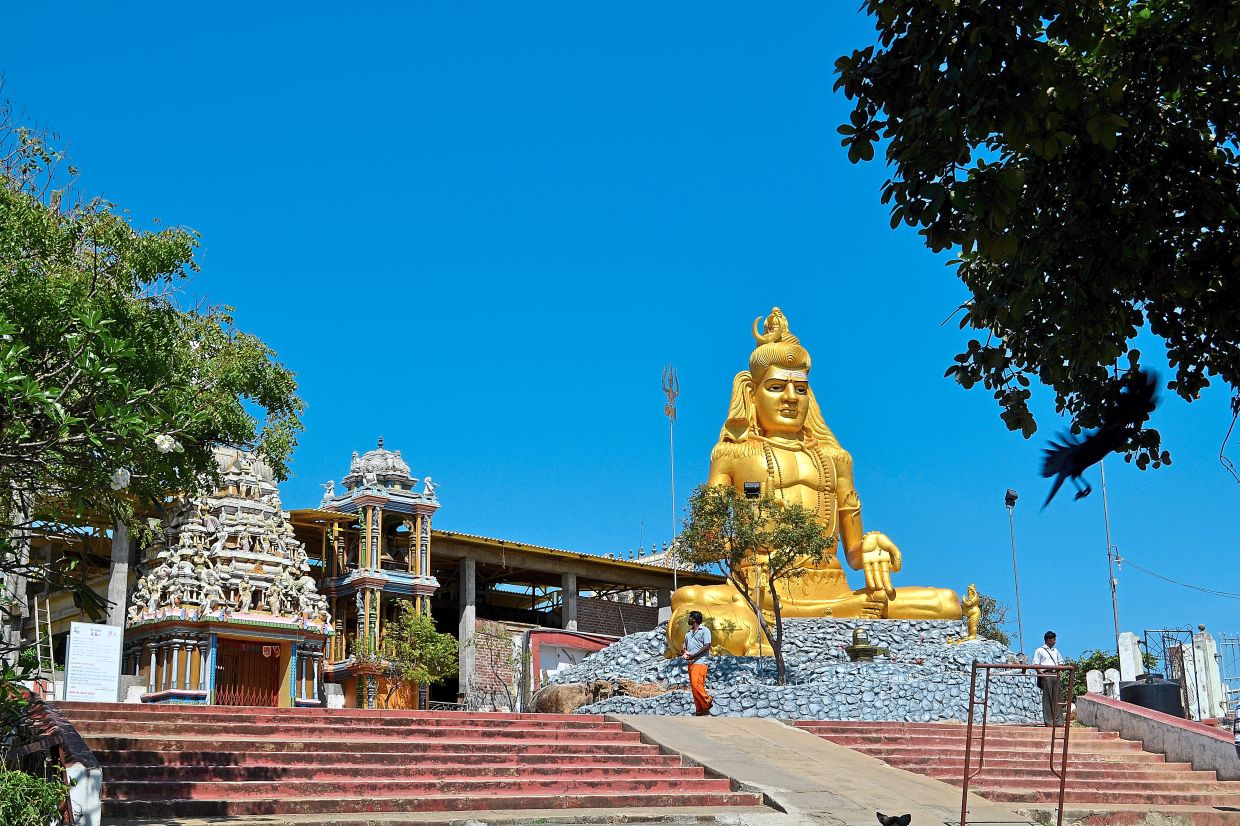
236,575,255,612
266,578,285,616
423,476,438,498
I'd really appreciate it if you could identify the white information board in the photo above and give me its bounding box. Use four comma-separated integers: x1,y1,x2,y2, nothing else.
64,621,123,702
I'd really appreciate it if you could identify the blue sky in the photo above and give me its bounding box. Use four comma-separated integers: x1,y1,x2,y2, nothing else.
6,3,1237,659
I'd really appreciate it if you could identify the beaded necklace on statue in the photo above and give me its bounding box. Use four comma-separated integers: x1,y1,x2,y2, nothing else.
755,431,828,523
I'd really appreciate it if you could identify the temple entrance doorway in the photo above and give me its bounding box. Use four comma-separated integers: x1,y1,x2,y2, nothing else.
215,639,281,707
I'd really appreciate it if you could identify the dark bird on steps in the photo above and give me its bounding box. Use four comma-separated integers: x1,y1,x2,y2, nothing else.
1041,369,1159,507
877,814,912,826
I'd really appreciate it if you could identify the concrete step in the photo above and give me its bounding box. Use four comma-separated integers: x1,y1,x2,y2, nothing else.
106,764,707,782
101,791,764,818
796,721,1119,739
55,701,598,723
72,720,635,741
914,761,1209,779
65,708,621,730
968,783,1240,807
105,777,740,801
87,736,661,756
95,750,686,770
836,742,1169,764
808,731,1142,753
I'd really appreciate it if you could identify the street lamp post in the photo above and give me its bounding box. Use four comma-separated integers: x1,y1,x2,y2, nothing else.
1005,489,1026,658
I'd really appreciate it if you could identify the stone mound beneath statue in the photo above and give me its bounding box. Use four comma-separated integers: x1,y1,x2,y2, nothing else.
546,618,1042,723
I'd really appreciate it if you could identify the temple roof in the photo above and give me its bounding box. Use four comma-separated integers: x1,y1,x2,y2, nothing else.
342,437,414,491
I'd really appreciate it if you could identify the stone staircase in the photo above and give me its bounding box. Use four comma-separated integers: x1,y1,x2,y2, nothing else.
56,702,762,819
794,720,1240,812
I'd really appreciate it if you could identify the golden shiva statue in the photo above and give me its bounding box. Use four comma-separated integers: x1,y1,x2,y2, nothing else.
667,308,961,657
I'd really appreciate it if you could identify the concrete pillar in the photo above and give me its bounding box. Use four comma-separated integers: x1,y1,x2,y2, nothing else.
105,519,131,628
1190,627,1225,720
1118,631,1143,682
170,642,181,691
561,572,578,631
459,557,476,703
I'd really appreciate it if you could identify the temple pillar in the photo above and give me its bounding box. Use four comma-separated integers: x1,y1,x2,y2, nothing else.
146,641,157,694
459,556,476,704
197,640,208,692
105,519,131,628
312,653,321,701
375,507,384,568
561,573,578,631
170,642,182,691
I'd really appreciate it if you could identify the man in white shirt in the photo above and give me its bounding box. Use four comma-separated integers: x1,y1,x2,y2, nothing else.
1033,630,1065,726
681,611,714,716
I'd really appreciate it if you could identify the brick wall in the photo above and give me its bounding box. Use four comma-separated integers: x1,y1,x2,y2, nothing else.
467,618,522,711
576,596,659,637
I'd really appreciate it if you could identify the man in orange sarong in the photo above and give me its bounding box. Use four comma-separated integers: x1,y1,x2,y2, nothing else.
681,611,714,716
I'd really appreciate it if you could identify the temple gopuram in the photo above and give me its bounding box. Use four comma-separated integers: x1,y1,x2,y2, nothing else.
288,439,441,709
123,448,332,707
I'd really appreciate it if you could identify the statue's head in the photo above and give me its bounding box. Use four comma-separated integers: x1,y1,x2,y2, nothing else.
719,307,841,450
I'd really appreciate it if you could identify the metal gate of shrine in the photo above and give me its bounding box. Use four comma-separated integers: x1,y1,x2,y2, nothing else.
215,639,281,707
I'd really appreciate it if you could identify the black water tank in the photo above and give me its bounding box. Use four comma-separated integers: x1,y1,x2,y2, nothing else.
1120,673,1185,718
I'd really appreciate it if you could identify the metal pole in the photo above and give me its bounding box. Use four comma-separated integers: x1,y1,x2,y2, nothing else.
662,365,680,592
1005,490,1026,658
1100,459,1121,657
669,415,677,591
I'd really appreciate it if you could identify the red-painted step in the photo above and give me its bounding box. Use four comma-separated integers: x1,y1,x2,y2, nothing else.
55,701,764,818
794,719,1240,814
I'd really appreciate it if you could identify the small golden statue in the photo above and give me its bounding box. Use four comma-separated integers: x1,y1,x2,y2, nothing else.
952,583,982,644
668,308,961,657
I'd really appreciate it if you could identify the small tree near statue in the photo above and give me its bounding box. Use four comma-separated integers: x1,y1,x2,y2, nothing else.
677,484,833,686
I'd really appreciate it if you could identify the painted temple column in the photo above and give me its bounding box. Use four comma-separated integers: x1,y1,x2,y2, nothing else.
146,641,157,693
374,507,384,569
105,519,131,628
170,641,182,691
197,640,208,692
459,556,476,703
561,573,578,632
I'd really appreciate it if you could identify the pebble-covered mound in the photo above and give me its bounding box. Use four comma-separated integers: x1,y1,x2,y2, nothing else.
548,618,1042,723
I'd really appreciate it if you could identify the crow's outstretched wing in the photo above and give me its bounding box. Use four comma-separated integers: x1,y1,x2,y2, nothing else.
1041,433,1084,507
1039,369,1159,507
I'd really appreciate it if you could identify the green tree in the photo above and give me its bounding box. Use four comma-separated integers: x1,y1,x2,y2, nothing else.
835,1,1240,469
1068,647,1158,698
976,592,1012,649
676,484,834,686
0,98,303,658
380,601,458,706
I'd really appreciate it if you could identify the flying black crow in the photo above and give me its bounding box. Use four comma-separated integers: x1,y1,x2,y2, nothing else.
1041,369,1159,507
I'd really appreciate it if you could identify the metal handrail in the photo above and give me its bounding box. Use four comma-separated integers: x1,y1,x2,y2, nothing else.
961,662,1075,826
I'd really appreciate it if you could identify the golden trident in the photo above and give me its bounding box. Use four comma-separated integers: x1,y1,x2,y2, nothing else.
662,365,680,589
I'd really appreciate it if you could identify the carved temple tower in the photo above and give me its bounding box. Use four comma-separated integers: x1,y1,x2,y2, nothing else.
292,438,440,708
123,448,333,706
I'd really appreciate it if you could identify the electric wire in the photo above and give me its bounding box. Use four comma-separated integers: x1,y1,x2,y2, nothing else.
1121,557,1240,600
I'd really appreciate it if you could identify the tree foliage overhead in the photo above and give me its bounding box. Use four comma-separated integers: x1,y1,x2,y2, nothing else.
836,0,1240,468
677,484,834,686
0,95,304,653
0,98,304,526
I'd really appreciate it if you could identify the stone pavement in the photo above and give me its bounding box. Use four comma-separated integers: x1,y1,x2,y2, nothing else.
614,714,1038,826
